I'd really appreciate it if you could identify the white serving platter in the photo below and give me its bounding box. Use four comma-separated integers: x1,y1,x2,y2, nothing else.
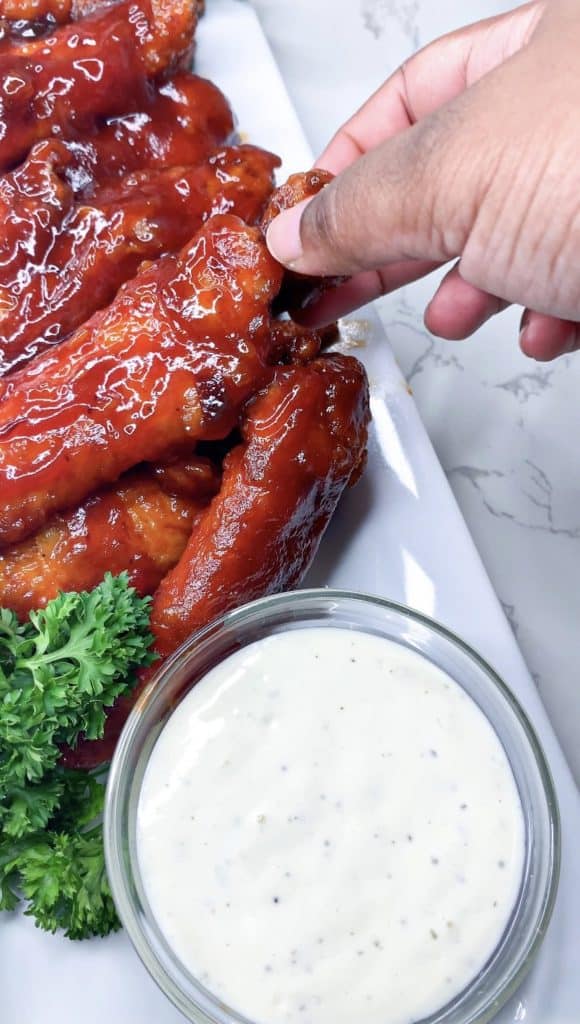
2,2,579,1021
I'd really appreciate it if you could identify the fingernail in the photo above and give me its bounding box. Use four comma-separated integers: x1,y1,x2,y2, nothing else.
266,197,313,269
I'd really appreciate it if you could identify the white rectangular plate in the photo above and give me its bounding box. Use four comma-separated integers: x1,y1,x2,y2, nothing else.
2,2,579,1021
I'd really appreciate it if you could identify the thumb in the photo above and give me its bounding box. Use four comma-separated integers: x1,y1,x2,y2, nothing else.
266,99,490,278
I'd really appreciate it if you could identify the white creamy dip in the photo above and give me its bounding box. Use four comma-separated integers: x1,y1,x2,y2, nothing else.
137,627,525,1024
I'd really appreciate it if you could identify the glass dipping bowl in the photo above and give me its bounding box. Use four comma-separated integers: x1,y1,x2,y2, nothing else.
104,590,560,1024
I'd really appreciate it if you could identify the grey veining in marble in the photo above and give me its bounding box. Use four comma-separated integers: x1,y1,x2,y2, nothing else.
252,0,580,784
361,1,421,45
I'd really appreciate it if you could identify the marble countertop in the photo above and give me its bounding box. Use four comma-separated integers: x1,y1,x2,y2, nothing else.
251,0,580,785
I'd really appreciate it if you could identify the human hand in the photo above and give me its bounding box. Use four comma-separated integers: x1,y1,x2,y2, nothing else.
266,0,580,361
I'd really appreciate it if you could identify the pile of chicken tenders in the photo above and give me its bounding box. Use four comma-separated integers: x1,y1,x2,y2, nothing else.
0,0,370,764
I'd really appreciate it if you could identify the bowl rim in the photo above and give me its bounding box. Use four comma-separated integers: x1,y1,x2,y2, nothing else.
104,588,561,1024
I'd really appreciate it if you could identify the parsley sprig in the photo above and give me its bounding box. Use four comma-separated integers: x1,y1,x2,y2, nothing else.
0,573,155,938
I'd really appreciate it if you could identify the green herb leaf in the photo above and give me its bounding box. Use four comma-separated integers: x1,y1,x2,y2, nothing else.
0,774,66,839
0,573,157,938
1,827,120,939
0,572,156,792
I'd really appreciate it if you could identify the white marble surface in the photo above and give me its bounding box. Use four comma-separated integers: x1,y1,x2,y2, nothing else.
251,0,580,785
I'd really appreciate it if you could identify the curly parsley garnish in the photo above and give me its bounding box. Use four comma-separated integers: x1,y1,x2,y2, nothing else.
0,573,155,939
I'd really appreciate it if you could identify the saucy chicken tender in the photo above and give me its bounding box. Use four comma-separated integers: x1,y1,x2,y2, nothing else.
260,169,334,233
0,144,279,374
0,141,73,280
0,0,115,23
152,353,370,655
0,319,331,622
0,456,220,620
67,74,234,192
261,170,346,313
268,318,338,365
0,214,283,547
62,352,370,769
0,0,117,47
0,0,197,170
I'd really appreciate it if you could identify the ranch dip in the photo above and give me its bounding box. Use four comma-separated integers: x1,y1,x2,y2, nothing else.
137,627,525,1024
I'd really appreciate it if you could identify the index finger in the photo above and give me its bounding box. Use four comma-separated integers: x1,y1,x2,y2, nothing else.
318,0,543,173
